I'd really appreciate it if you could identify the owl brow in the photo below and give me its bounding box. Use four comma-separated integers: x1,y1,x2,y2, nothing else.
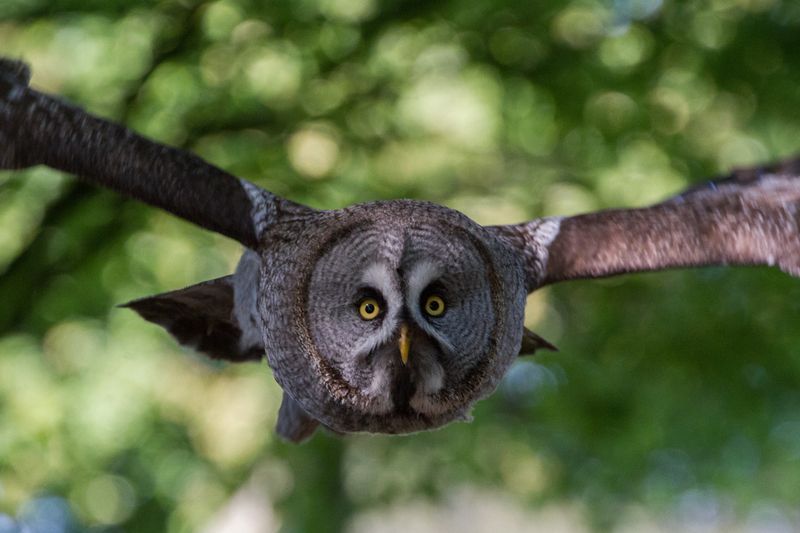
351,286,386,306
420,280,447,299
434,269,484,288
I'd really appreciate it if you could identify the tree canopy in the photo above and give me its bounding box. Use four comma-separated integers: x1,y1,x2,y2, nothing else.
1,0,800,531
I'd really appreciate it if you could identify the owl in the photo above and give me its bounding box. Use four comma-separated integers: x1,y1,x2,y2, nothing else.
2,58,799,442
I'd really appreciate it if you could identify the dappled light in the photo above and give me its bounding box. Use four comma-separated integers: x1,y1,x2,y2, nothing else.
1,0,800,531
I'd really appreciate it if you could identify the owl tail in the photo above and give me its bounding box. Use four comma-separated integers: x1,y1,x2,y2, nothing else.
276,392,321,443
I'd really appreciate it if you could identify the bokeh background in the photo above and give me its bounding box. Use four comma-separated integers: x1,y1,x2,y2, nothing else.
2,0,800,531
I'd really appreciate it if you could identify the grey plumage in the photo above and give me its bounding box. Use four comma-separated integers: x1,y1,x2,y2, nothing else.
2,58,799,442
258,201,526,435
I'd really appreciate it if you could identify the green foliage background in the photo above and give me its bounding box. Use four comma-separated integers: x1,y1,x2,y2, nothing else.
1,0,800,531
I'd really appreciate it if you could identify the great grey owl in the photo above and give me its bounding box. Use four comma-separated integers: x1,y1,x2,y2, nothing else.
2,58,799,442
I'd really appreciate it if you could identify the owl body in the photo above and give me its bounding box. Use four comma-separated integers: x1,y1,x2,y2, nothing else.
257,200,527,434
3,57,798,442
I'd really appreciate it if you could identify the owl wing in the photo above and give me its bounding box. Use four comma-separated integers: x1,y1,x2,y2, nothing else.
121,276,265,363
491,158,800,290
0,58,311,248
123,277,321,442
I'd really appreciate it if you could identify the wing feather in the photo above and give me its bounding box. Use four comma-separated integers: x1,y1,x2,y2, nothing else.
0,57,312,248
492,158,800,289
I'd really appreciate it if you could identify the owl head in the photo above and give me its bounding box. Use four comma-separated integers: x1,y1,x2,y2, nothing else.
260,200,527,434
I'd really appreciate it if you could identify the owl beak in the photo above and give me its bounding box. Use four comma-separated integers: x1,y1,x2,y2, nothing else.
399,324,411,366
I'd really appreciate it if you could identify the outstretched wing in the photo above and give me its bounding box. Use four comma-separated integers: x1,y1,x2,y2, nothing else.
0,58,311,248
491,158,800,290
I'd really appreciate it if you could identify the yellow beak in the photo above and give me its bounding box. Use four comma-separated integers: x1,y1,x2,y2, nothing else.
399,324,410,366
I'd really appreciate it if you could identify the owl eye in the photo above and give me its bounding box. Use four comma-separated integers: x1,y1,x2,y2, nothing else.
423,294,446,317
358,298,382,320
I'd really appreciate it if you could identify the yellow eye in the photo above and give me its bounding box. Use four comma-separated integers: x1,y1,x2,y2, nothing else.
423,295,446,317
358,298,381,320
